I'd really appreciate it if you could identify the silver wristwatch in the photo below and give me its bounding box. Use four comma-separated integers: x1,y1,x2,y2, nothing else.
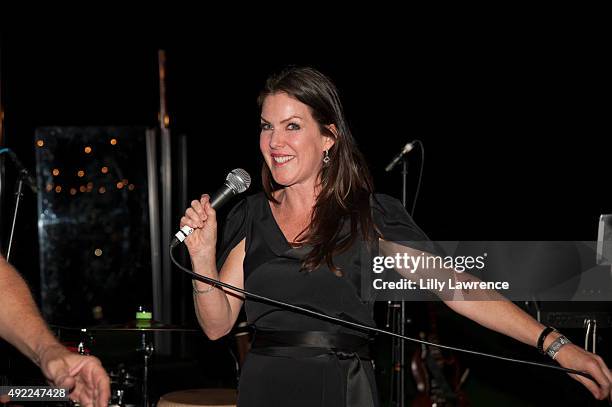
546,335,571,360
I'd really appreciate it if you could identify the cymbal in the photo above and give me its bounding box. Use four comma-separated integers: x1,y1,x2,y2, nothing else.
85,319,200,332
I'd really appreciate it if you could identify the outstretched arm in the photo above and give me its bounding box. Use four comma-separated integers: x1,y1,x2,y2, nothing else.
379,240,612,401
445,299,611,401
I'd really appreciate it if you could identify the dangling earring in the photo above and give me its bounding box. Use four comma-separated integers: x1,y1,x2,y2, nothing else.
323,150,330,164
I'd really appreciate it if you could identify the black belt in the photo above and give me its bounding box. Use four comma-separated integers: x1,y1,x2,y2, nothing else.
250,329,377,407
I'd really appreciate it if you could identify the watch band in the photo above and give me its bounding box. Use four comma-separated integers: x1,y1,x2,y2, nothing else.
537,326,556,354
546,335,571,360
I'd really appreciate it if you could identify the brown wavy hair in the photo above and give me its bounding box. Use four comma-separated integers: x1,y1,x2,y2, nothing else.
258,66,376,276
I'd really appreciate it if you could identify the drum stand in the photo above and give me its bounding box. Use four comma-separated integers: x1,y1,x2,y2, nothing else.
138,332,155,407
79,319,197,407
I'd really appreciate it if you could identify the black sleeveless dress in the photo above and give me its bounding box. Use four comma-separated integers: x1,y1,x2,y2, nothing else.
215,192,429,407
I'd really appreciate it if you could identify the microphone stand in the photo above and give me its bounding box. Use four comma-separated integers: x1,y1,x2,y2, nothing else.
6,176,25,262
388,157,409,407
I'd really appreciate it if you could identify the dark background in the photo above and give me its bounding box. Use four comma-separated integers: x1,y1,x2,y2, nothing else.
0,30,610,406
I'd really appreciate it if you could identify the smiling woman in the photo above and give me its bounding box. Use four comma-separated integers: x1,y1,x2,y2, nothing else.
178,67,612,406
259,93,333,191
257,68,377,272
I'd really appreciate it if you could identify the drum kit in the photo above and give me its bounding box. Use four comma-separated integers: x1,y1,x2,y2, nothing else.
53,308,239,407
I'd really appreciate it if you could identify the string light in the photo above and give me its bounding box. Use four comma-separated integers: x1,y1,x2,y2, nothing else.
52,168,60,176
55,186,62,193
77,170,85,177
79,186,86,193
84,146,92,154
69,188,77,195
110,138,117,145
101,166,109,174
116,182,124,189
94,249,102,257
98,186,106,194
128,184,135,191
46,184,53,192
36,140,44,148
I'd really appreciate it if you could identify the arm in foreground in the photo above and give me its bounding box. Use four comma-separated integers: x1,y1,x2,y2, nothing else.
0,256,110,407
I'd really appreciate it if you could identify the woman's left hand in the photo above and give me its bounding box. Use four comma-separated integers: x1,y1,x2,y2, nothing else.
555,342,611,401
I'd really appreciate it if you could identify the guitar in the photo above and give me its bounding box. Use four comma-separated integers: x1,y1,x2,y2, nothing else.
411,303,470,407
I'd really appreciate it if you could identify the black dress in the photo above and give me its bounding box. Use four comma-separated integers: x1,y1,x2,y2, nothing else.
215,192,429,407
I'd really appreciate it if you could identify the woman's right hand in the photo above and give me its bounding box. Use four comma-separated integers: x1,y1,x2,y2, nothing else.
179,194,217,262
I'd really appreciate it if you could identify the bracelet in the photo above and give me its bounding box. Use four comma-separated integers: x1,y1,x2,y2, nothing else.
192,280,216,295
546,335,571,360
537,326,556,354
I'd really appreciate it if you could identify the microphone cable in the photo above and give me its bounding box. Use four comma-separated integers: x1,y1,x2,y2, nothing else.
170,245,597,384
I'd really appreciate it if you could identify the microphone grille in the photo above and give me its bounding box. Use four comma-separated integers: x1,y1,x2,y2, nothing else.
226,168,251,193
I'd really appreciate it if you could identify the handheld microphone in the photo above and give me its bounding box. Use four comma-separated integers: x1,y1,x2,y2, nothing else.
171,168,251,248
0,148,38,193
384,142,415,172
